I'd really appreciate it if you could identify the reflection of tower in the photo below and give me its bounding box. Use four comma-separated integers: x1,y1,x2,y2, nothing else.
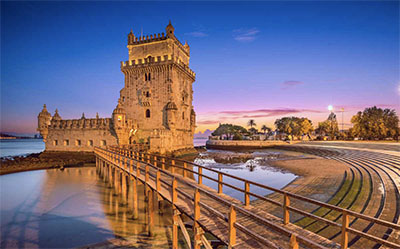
37,104,52,142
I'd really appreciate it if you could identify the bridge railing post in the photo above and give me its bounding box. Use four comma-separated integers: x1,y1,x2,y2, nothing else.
218,173,223,194
283,192,290,225
136,162,141,178
172,177,178,249
156,169,161,200
228,205,236,249
245,181,250,206
194,188,201,249
290,234,299,249
161,158,165,170
183,162,187,178
198,167,202,185
154,156,157,167
341,210,349,249
171,159,175,174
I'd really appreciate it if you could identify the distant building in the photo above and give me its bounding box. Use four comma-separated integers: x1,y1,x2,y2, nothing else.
38,21,196,154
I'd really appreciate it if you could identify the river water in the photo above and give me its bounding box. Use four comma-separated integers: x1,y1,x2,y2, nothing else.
0,139,297,248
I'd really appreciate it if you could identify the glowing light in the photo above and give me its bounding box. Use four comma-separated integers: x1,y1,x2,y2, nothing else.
328,105,333,111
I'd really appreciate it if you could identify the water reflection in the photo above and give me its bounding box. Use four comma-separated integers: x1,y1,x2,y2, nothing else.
184,149,297,202
0,167,186,248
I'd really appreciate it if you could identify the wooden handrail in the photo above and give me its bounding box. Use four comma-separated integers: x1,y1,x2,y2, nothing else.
95,146,400,249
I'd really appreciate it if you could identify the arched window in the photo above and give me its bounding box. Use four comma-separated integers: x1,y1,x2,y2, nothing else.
146,109,150,118
182,112,185,120
145,74,147,81
148,72,151,80
146,91,150,97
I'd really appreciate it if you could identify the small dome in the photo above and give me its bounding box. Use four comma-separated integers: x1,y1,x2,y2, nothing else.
39,104,51,118
113,99,126,114
166,101,178,110
52,109,62,120
166,20,175,36
191,109,196,115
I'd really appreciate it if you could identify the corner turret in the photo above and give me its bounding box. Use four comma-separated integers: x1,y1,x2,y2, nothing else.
166,20,175,37
128,29,136,44
37,104,52,142
112,99,129,145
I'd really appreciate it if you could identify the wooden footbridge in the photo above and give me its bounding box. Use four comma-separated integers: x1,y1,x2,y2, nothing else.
94,145,400,249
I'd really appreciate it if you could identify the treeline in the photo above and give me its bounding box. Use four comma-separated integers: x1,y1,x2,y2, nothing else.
211,106,399,141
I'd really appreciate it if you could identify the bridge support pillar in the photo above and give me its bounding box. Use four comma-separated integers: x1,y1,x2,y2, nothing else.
147,188,154,236
132,177,138,219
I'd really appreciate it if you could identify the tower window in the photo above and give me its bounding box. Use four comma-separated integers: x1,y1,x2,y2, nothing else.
76,140,81,146
53,140,58,146
145,74,147,81
88,140,93,146
146,91,150,97
64,140,69,146
148,72,151,80
182,112,185,120
101,140,107,146
146,109,151,118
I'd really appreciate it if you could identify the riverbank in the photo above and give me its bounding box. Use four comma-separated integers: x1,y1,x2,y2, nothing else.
0,151,95,175
206,139,293,150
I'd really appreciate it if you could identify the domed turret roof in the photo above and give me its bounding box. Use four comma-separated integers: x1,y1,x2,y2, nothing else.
38,104,51,117
52,109,62,120
166,101,178,110
166,20,175,36
113,99,126,114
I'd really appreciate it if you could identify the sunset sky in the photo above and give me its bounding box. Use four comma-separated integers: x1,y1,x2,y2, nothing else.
1,1,399,134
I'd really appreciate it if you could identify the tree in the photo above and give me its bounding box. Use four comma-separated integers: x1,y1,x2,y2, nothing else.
248,127,258,135
247,119,256,128
212,123,247,140
316,112,339,139
274,117,313,140
350,106,399,140
261,125,271,135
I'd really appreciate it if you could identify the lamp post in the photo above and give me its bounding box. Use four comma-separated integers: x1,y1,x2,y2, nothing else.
328,105,334,140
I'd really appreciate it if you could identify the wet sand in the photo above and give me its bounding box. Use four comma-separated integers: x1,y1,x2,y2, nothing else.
252,156,350,221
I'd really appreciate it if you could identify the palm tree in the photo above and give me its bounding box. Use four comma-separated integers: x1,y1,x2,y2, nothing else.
261,125,270,135
248,119,256,128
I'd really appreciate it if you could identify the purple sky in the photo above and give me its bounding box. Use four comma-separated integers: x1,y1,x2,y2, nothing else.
1,1,399,134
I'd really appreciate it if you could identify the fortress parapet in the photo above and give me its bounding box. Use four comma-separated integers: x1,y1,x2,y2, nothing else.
121,55,196,79
49,118,113,130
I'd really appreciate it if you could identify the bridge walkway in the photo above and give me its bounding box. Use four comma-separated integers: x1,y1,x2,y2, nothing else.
94,146,400,249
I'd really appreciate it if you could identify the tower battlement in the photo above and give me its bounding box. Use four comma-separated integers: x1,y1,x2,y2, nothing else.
120,55,196,79
128,32,168,45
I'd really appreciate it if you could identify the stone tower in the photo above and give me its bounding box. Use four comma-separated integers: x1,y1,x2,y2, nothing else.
120,21,196,153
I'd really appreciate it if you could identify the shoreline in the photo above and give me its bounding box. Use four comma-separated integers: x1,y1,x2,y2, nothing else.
0,151,96,175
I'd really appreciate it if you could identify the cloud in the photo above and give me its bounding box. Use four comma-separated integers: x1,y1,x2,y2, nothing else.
281,81,304,89
219,108,322,117
197,120,220,125
185,31,208,38
233,28,260,42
